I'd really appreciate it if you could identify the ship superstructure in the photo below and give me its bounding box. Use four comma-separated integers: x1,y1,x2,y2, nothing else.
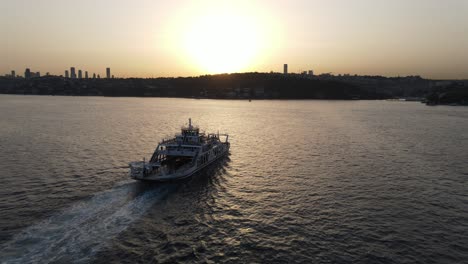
129,119,229,181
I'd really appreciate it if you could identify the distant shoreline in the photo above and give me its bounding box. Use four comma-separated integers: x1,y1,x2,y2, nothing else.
1,73,466,104
0,93,421,101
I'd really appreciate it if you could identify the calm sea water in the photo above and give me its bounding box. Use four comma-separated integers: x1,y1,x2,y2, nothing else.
0,95,467,263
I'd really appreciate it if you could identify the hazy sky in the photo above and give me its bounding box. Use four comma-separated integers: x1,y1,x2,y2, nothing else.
2,0,468,79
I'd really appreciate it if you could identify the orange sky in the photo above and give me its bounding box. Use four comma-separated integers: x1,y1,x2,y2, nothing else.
2,0,468,79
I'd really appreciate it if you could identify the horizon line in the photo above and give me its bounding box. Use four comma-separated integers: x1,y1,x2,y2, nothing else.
3,71,468,81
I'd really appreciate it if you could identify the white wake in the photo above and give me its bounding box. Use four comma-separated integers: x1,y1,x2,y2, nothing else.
0,181,171,264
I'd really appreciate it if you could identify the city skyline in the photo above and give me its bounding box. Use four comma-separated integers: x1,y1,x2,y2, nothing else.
3,64,433,80
7,66,112,79
2,0,468,79
2,64,466,80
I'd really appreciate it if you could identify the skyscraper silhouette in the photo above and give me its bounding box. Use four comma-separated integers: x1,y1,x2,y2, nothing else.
106,67,111,79
70,67,76,79
25,68,31,79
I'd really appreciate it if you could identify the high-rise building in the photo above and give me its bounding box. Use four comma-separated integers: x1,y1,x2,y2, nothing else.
70,67,76,79
284,64,288,75
36,72,40,77
78,70,82,79
65,70,69,78
25,68,31,79
93,73,96,79
106,67,110,79
308,70,314,76
11,70,15,78
85,71,88,79
97,74,100,79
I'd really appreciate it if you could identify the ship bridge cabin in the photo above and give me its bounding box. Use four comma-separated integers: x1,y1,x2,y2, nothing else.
176,118,201,145
150,119,202,163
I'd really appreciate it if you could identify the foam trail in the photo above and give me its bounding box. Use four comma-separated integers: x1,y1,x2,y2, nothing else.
0,181,171,264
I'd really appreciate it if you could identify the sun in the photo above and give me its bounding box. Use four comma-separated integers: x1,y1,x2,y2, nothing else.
182,6,263,74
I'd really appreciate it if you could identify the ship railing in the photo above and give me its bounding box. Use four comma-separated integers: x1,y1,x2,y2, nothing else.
159,149,198,156
159,138,202,146
160,138,177,144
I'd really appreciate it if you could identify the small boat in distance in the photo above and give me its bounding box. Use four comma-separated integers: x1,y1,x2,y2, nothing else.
129,119,230,181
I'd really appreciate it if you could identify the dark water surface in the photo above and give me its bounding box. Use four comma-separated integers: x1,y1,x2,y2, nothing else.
0,95,467,263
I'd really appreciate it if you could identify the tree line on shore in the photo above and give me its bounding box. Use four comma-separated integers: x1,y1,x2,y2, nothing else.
0,72,466,104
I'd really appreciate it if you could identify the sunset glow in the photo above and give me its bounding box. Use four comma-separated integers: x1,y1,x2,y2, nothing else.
182,12,261,73
171,1,275,74
1,0,468,78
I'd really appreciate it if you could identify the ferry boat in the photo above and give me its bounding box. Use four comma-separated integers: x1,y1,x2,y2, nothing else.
129,119,230,181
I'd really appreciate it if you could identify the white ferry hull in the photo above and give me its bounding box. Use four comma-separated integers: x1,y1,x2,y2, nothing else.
131,144,229,182
129,119,230,182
